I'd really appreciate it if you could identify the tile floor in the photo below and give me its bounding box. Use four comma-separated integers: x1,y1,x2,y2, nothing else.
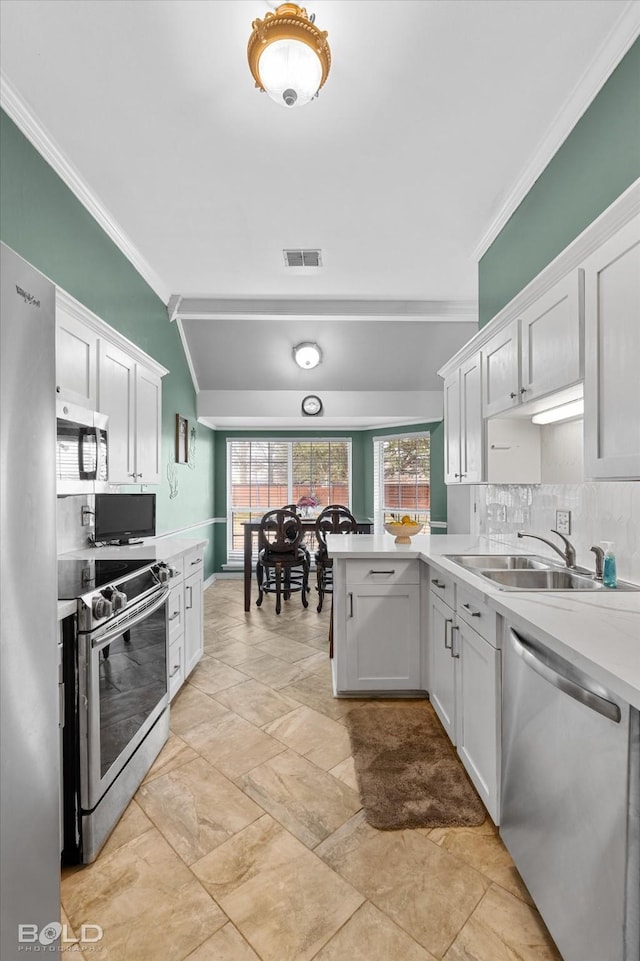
61,578,562,961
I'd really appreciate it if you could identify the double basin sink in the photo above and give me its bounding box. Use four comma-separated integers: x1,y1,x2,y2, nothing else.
444,554,636,591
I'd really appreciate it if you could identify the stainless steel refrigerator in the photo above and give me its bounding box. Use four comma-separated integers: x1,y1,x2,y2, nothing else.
1,243,61,958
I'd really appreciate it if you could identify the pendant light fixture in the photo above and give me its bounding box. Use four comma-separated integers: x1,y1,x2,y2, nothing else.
247,3,331,108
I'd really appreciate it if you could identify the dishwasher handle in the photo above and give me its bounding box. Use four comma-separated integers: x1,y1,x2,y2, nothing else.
509,629,621,723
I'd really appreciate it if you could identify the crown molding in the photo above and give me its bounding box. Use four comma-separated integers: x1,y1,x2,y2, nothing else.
472,2,640,262
169,296,477,324
0,72,171,305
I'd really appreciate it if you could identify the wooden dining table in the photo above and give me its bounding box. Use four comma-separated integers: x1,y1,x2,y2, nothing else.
242,517,373,611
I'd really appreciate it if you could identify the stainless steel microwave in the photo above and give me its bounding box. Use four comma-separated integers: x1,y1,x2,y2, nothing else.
56,400,109,494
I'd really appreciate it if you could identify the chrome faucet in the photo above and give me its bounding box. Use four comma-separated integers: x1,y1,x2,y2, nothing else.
590,545,604,580
517,529,578,569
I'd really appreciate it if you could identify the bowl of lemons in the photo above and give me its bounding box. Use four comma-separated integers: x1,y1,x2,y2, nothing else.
383,515,424,544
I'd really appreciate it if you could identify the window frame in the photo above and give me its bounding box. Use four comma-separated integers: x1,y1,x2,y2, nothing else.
373,431,431,534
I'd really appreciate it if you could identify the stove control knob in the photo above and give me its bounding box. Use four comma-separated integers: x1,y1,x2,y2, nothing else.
92,596,113,620
112,590,127,611
153,564,170,584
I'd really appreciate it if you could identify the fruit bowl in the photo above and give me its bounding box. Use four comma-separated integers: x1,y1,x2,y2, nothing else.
383,519,423,544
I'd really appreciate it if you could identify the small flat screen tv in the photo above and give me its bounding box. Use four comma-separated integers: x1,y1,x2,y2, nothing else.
94,493,156,545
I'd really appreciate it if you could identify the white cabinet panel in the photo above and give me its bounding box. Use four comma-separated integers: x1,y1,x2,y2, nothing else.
584,216,640,479
444,370,462,484
483,320,520,417
444,352,484,485
98,341,136,484
135,366,162,485
184,551,204,677
55,306,97,408
345,584,421,691
520,269,583,402
429,591,456,740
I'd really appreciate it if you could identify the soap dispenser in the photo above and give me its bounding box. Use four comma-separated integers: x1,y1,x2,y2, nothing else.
602,541,617,588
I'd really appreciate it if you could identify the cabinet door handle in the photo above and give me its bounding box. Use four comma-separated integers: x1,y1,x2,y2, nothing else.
431,579,446,589
444,618,453,650
369,569,396,575
169,663,181,679
169,610,180,621
451,624,461,658
520,387,527,394
509,392,517,399
348,592,353,618
191,558,202,565
462,602,481,617
186,585,193,610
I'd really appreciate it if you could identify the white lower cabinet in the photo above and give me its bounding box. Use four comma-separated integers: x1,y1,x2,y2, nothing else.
164,546,205,700
334,560,423,694
429,573,501,823
183,550,204,677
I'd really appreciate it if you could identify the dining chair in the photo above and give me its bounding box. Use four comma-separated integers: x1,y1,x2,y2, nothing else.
256,509,310,615
314,504,357,613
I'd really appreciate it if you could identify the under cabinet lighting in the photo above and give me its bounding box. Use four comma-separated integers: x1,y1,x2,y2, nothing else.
531,399,584,425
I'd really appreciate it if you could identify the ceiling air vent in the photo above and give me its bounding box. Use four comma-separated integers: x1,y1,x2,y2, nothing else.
283,249,322,268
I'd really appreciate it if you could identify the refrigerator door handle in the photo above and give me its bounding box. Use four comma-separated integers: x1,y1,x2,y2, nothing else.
510,629,621,723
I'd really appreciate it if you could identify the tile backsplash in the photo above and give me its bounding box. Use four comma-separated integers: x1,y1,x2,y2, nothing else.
472,482,640,583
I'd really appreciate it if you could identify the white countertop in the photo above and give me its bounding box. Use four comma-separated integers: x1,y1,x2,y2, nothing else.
327,533,640,710
57,535,208,621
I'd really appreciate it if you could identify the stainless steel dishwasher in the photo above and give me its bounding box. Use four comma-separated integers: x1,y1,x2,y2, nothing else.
501,626,639,961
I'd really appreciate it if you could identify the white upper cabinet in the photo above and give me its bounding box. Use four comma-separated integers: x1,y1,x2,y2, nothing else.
56,289,168,487
583,217,640,480
55,299,98,408
444,352,484,484
483,270,584,418
98,341,163,485
520,269,584,402
482,319,520,418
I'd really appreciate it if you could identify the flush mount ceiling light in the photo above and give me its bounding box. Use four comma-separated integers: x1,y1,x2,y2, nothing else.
247,3,331,108
293,342,322,369
531,399,585,425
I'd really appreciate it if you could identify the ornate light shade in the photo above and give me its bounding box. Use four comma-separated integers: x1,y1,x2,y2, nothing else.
293,342,322,369
248,3,331,108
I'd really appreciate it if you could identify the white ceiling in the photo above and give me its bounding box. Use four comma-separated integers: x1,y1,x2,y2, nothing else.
1,0,638,428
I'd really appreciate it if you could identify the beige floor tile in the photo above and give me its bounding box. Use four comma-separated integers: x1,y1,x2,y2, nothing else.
185,923,261,961
314,901,439,961
329,756,359,792
203,637,266,666
218,623,283,646
136,756,263,865
234,651,328,689
280,671,361,719
317,811,489,959
256,634,325,663
187,656,250,695
214,678,301,726
98,799,154,860
180,710,286,779
443,884,562,961
61,829,226,961
169,684,230,737
429,825,533,904
60,908,83,954
142,732,199,783
238,749,361,848
192,814,364,961
263,704,352,769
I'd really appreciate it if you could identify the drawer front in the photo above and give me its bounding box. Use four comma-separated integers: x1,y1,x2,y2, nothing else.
168,584,184,644
428,569,456,609
456,585,497,647
346,559,419,586
184,549,204,578
168,636,185,700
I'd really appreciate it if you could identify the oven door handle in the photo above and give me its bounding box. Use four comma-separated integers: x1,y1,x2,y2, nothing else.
91,586,170,651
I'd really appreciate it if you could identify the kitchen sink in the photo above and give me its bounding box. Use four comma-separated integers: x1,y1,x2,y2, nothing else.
480,569,603,590
444,554,551,570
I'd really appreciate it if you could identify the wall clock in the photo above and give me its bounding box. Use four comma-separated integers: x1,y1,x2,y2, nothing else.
301,394,323,416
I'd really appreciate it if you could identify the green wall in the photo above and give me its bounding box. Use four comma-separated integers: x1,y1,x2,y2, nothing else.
0,110,216,576
479,38,640,327
214,423,445,570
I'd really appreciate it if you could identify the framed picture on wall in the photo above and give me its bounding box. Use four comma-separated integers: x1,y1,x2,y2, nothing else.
176,414,189,464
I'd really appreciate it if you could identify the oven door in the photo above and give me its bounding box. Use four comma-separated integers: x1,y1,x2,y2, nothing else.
79,586,169,810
